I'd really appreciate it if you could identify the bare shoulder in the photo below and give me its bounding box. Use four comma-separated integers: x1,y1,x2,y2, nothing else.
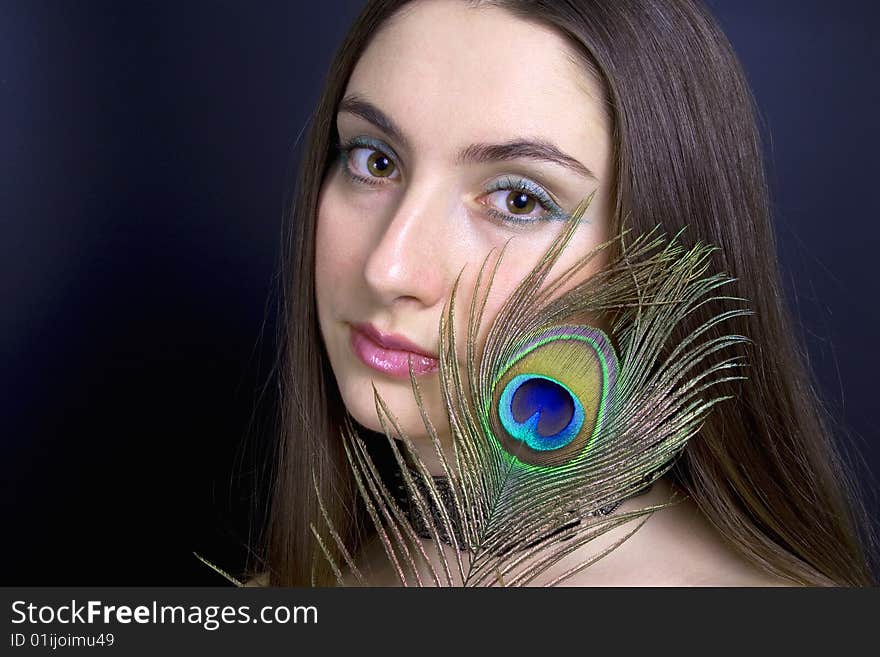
547,479,800,587
694,566,796,587
244,572,270,587
648,495,799,587
678,499,800,587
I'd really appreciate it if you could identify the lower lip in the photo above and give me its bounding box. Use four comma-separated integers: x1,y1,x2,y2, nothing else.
349,326,439,379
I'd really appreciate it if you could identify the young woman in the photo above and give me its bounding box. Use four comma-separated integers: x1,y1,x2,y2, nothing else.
248,0,876,586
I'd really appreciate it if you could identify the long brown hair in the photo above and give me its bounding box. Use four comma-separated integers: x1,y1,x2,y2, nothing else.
253,0,877,586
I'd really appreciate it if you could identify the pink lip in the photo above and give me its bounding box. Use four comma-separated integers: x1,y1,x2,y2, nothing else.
349,323,439,379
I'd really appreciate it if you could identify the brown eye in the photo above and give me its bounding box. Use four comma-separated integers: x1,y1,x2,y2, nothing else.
481,176,563,224
341,143,401,185
506,191,537,215
367,150,395,177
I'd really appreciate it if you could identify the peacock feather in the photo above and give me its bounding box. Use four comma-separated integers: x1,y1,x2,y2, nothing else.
312,191,751,586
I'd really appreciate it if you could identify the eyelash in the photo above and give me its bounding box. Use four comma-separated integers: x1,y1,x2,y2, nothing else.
334,136,568,225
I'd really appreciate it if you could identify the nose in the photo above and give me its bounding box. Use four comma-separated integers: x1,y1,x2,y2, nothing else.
363,182,456,309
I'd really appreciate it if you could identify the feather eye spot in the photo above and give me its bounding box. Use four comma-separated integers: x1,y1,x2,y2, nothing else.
500,375,584,451
488,326,617,468
511,378,574,435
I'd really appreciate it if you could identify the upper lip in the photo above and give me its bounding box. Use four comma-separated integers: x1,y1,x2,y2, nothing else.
352,322,439,359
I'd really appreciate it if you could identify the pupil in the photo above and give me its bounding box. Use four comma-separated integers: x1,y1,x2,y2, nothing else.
509,192,532,212
371,154,390,173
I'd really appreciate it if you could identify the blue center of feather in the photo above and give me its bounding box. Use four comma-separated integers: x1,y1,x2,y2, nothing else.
511,378,573,435
498,374,585,451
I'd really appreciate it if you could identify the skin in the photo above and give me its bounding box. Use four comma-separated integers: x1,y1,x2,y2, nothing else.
316,0,612,468
313,0,794,586
342,477,793,586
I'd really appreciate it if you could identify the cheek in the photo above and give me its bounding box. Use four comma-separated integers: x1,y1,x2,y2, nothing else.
464,222,612,350
315,181,369,313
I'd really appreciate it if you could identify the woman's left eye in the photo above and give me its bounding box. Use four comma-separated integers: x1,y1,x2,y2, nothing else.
481,175,567,224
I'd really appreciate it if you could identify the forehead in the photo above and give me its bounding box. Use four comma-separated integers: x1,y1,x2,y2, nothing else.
342,0,609,171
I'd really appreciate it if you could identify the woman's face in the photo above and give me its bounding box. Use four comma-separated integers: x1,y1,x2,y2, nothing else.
315,0,613,467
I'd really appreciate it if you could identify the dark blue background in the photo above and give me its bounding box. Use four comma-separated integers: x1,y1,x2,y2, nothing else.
1,1,877,584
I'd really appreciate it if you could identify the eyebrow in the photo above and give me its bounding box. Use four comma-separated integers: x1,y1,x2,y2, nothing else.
337,95,598,181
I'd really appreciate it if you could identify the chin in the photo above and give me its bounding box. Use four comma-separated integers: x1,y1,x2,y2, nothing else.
337,372,440,441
